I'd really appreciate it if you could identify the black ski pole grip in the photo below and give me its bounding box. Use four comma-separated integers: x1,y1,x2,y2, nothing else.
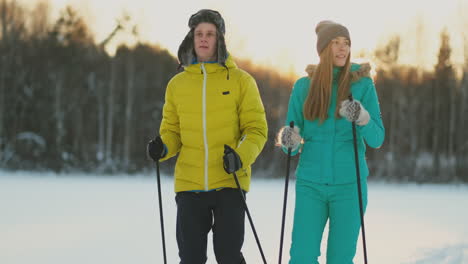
348,94,354,101
289,121,294,128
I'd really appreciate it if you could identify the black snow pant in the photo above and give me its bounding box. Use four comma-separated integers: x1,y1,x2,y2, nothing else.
175,188,247,264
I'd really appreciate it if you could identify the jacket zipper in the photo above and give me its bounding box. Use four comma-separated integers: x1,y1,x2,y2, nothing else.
201,63,209,191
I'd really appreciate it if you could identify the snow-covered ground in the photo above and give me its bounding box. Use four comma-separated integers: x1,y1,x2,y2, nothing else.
1,170,467,264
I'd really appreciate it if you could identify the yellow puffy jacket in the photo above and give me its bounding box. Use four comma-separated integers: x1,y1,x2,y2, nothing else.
159,56,267,192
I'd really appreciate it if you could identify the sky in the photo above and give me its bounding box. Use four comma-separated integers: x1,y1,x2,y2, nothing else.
1,170,468,263
20,0,467,76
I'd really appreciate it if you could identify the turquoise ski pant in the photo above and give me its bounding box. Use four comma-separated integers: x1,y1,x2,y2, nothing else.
289,179,368,264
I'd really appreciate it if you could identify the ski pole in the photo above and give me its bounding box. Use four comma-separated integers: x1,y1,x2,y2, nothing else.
278,121,294,264
231,170,268,264
154,159,167,264
349,95,368,264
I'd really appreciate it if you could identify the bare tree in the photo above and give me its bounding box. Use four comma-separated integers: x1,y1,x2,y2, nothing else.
29,1,50,38
97,13,136,170
457,0,468,180
433,28,456,180
122,22,139,170
0,0,26,164
105,57,117,168
52,72,65,160
374,36,401,179
414,15,426,79
123,49,135,169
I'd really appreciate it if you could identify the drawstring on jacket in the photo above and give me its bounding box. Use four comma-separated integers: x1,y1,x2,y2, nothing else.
197,63,230,80
222,63,230,80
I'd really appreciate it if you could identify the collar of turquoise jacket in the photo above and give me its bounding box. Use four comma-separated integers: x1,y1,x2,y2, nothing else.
332,63,363,80
332,66,342,80
184,55,237,74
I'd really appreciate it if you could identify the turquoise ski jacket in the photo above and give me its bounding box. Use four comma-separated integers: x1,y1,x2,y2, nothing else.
285,63,384,184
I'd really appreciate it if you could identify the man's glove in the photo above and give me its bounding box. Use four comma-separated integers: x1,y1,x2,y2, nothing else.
147,136,166,161
339,99,370,126
223,145,243,174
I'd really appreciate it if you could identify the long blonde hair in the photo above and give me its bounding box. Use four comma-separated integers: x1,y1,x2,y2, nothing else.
303,43,351,123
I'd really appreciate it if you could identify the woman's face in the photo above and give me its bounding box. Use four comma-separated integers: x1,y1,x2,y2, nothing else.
194,22,217,62
330,36,350,67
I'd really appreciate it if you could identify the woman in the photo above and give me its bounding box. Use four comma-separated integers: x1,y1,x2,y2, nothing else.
147,9,267,264
279,20,385,263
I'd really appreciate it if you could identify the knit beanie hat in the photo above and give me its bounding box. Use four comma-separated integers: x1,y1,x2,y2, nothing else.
315,20,350,55
177,9,228,67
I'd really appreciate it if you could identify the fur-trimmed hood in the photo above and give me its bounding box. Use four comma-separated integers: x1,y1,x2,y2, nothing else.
305,63,371,82
177,9,228,67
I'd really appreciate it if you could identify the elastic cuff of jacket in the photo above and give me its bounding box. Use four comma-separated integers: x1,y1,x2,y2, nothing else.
162,144,168,159
358,119,372,132
281,145,300,156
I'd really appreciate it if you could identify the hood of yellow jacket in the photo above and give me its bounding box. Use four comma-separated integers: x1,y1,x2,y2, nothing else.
183,55,237,75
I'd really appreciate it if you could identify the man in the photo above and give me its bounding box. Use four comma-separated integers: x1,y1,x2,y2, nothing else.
147,9,267,264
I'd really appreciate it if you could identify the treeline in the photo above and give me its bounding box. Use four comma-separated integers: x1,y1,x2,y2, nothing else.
0,2,180,172
0,1,293,174
0,1,467,182
371,33,468,182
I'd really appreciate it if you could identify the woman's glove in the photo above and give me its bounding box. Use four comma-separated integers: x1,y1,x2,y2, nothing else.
277,125,302,151
339,99,370,126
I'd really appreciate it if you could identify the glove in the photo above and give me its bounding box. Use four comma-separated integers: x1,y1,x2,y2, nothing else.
147,136,166,161
277,125,302,151
223,144,243,174
339,99,370,126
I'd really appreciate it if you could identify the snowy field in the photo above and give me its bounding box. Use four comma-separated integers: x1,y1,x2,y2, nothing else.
1,170,468,264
